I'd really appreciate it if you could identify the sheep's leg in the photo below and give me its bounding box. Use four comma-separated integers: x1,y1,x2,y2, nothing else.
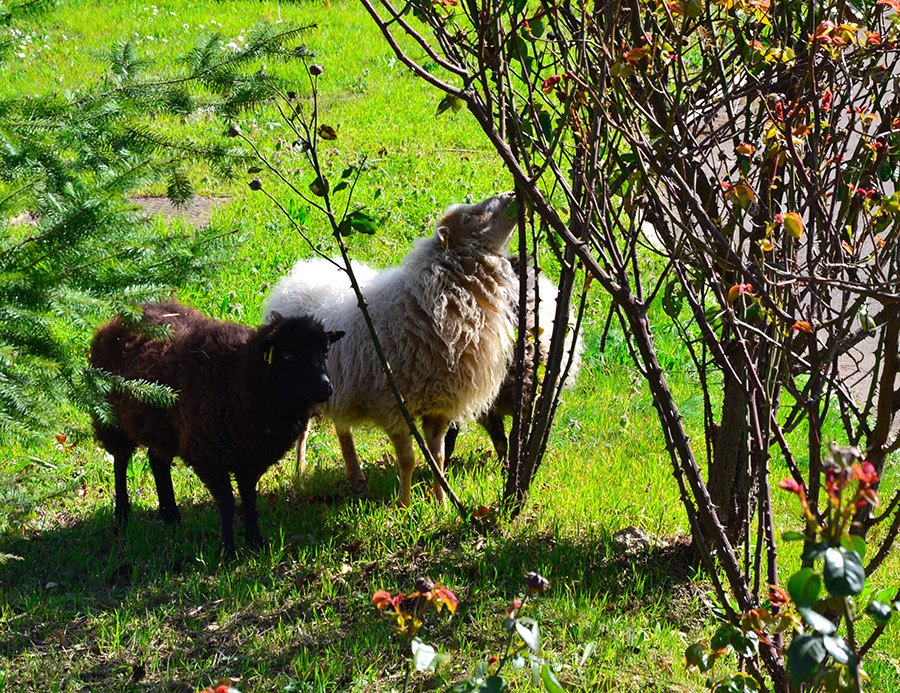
422,415,449,503
444,423,461,461
197,469,237,553
235,471,263,548
387,431,416,508
113,449,135,525
480,411,509,463
148,451,180,525
335,424,368,495
101,430,136,526
295,418,311,478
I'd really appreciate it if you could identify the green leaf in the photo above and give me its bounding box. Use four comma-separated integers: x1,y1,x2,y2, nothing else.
730,630,759,657
822,634,852,665
316,124,338,140
788,568,822,608
333,181,348,193
540,665,565,693
781,530,805,542
787,633,826,686
337,210,379,237
505,199,518,221
685,642,706,667
801,541,829,564
516,617,540,653
866,600,893,625
309,176,328,197
840,534,866,560
436,94,465,116
823,547,865,596
579,642,597,667
483,676,508,693
662,280,684,320
710,624,738,650
410,637,449,672
797,607,836,635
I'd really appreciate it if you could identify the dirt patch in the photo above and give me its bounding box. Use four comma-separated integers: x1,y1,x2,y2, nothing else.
131,195,228,228
9,195,229,229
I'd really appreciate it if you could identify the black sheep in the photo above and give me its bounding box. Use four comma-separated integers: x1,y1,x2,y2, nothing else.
90,302,343,551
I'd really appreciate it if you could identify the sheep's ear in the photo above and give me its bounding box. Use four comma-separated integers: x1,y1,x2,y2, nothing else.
328,330,345,344
268,311,284,324
436,225,452,251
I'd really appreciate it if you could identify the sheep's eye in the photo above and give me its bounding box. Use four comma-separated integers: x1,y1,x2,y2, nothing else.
283,352,294,360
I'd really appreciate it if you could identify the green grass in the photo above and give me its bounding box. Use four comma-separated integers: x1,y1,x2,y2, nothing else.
2,0,900,691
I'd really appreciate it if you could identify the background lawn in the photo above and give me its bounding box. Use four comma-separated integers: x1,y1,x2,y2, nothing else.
1,1,898,690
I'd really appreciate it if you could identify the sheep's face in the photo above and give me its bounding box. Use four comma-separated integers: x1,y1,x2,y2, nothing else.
260,315,344,406
435,191,517,255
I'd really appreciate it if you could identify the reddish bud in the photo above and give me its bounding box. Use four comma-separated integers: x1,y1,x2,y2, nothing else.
778,478,804,495
852,461,878,486
372,590,394,609
768,584,790,606
542,75,561,93
525,571,550,592
414,576,435,594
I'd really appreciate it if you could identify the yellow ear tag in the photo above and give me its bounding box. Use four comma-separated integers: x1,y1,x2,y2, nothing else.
266,346,275,364
440,233,450,252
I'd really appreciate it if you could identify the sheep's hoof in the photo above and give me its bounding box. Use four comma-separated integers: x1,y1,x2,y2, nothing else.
348,477,368,497
114,504,130,526
245,533,265,550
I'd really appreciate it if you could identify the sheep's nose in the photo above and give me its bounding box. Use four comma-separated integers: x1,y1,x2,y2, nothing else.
314,374,334,402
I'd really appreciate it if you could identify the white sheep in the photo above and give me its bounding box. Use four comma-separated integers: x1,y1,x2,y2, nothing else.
264,192,518,506
444,256,584,461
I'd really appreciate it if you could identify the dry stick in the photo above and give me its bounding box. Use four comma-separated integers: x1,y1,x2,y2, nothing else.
329,234,467,520
505,184,530,504
865,493,900,577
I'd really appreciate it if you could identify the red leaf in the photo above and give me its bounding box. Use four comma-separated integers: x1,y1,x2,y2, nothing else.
372,590,393,609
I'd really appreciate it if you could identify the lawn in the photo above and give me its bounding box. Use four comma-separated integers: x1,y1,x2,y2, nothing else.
1,1,898,691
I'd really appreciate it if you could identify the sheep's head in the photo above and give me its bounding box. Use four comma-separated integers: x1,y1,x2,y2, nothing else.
435,191,517,255
259,313,344,405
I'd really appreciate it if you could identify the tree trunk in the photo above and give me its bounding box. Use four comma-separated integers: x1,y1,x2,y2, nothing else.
709,342,757,547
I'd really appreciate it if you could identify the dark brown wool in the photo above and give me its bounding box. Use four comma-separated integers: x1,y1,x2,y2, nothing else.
90,302,342,551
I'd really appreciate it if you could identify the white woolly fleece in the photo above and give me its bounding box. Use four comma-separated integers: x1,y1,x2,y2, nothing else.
263,194,519,437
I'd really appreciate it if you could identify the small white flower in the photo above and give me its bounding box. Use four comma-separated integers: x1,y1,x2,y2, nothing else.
16,52,26,59
183,23,189,29
224,41,239,50
237,35,245,42
145,35,155,41
161,38,168,43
